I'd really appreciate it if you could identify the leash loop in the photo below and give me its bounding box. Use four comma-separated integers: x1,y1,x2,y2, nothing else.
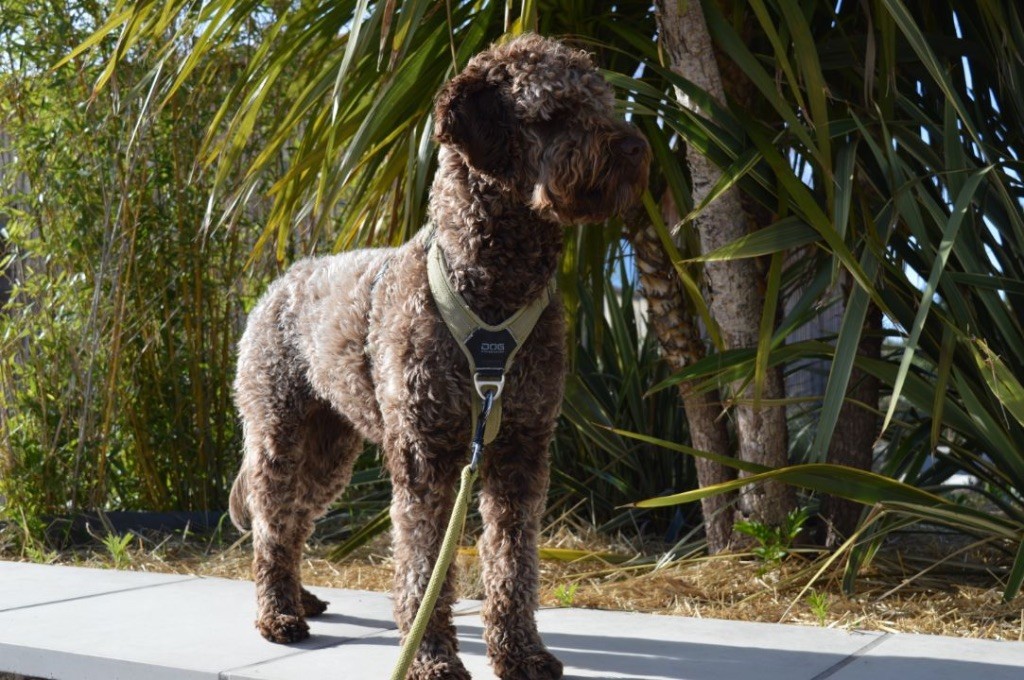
472,372,505,402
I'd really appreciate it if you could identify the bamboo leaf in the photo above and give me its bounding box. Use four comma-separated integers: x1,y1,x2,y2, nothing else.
53,3,133,70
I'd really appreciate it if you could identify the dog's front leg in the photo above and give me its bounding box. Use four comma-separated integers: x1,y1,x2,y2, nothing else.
478,433,563,680
388,436,470,680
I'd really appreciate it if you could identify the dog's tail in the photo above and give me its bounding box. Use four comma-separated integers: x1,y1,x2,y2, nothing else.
228,466,252,531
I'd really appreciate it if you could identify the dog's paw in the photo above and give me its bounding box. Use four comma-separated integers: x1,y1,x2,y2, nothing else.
408,654,471,680
256,612,310,644
300,587,329,617
492,648,563,680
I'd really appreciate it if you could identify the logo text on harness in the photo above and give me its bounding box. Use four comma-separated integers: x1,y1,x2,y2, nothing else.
465,328,517,371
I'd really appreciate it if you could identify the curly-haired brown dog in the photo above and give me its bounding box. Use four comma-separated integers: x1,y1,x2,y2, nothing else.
228,34,649,679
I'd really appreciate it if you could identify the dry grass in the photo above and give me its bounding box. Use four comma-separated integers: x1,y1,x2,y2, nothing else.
3,525,1022,642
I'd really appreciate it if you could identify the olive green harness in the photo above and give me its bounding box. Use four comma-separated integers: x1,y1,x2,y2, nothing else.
426,236,555,445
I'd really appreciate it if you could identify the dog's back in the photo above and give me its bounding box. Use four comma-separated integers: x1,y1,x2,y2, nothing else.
229,245,395,533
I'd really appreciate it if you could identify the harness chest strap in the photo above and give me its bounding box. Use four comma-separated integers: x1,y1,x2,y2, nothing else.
426,237,555,445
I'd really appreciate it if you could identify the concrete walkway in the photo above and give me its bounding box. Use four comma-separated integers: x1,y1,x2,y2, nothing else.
1,561,1022,679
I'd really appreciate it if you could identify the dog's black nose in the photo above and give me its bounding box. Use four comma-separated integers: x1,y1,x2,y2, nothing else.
617,136,646,158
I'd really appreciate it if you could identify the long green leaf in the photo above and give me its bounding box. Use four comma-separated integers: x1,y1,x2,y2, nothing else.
632,463,950,510
753,250,782,406
689,217,819,262
881,167,990,434
1006,539,1024,602
810,245,879,458
879,0,984,155
641,191,722,350
326,507,392,562
973,339,1024,430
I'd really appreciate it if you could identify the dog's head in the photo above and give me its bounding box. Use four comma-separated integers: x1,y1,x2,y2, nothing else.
435,34,650,225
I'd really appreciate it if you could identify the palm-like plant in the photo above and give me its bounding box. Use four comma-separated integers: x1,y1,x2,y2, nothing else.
628,0,1024,598
67,0,1024,601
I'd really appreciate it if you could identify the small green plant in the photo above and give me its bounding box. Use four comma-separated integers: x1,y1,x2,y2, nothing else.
102,533,135,569
553,583,579,607
806,589,830,626
12,510,54,563
24,543,57,565
734,507,810,574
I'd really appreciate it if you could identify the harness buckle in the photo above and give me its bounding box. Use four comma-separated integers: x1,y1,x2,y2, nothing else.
473,372,505,401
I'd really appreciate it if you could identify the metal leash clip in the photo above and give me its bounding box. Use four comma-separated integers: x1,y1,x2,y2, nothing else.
469,388,496,471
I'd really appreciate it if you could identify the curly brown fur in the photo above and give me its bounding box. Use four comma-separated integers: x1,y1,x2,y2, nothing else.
230,33,649,678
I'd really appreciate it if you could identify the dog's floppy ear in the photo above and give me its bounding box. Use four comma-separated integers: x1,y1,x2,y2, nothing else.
435,73,514,179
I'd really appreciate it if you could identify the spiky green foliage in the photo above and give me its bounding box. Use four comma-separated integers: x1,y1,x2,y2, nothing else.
554,238,693,535
634,0,1024,598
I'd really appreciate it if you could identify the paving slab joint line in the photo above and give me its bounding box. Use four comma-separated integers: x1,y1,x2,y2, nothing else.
807,633,892,680
0,574,200,615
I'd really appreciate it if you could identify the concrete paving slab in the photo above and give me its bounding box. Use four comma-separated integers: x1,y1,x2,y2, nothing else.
2,562,1024,680
828,632,1024,680
0,575,394,680
0,561,194,612
229,605,882,679
531,607,881,680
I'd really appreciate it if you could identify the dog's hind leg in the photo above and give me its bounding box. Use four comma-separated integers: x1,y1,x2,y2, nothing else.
244,396,362,643
295,401,363,618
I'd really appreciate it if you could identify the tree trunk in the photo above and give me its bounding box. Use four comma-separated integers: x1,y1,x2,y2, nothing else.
655,0,795,526
821,286,882,547
627,199,735,553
